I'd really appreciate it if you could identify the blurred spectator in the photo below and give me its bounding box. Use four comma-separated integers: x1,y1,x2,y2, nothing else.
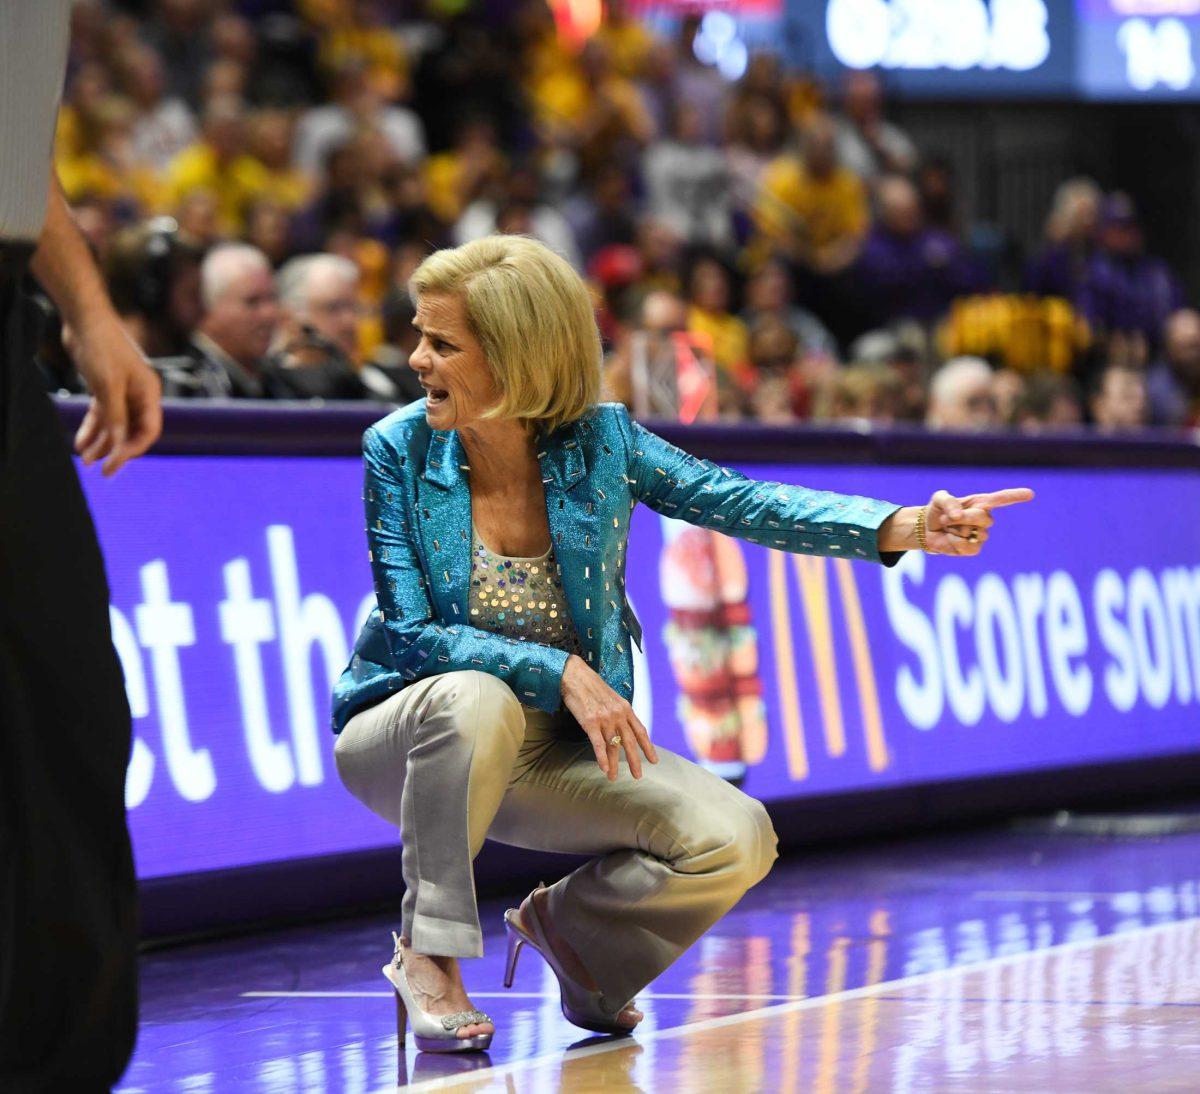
572,39,655,177
848,329,926,423
856,174,975,329
246,109,311,212
916,155,957,234
746,319,810,422
113,40,198,173
753,114,868,276
244,197,294,267
70,191,119,265
1090,363,1149,432
174,187,222,249
57,94,164,215
834,71,917,182
364,288,424,404
925,356,998,431
636,39,680,140
566,163,638,265
294,59,426,177
1078,192,1183,355
105,219,204,358
1023,177,1101,299
673,15,728,145
594,0,656,79
991,367,1027,426
813,363,902,426
273,253,372,398
424,117,506,225
1011,374,1083,433
603,289,695,412
292,139,374,253
374,163,450,251
1147,308,1200,427
277,253,362,361
742,260,838,360
142,0,217,106
166,96,267,236
604,286,715,419
686,255,751,386
643,103,733,251
314,0,412,102
455,162,582,270
725,94,787,221
724,53,788,145
170,243,281,398
632,216,685,296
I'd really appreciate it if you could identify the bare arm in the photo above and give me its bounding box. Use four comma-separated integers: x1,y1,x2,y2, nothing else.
30,174,161,475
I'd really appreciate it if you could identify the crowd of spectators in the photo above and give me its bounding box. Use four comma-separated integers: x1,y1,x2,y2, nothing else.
36,0,1200,433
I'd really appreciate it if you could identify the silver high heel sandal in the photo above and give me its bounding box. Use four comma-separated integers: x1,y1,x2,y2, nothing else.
503,884,636,1035
383,932,494,1053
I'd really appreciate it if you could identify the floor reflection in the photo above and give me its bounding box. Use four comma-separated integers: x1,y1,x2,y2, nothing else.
116,827,1200,1092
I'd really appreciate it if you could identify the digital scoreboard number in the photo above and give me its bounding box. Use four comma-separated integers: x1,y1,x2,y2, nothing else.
1078,1,1200,98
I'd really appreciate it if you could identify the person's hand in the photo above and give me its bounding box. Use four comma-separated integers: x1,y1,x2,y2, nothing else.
879,488,1034,556
560,654,658,780
65,314,163,476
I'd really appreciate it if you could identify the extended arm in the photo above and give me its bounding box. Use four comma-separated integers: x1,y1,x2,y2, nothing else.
616,407,904,564
31,174,161,474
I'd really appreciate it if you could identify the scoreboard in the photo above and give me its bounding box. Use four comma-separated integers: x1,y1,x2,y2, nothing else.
777,0,1200,99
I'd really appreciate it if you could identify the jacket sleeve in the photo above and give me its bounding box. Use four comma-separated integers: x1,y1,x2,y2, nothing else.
362,427,570,711
613,406,904,566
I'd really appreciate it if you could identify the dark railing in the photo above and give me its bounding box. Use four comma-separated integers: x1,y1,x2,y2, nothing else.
54,396,1200,469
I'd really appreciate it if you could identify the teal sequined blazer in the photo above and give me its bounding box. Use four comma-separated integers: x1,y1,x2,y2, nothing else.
331,401,903,733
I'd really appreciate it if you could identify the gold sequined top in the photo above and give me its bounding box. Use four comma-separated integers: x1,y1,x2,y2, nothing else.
468,524,582,654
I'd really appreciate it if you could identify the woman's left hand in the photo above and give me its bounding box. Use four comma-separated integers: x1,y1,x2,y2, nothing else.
880,488,1035,557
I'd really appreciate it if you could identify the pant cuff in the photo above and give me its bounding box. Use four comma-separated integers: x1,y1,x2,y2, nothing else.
409,913,484,959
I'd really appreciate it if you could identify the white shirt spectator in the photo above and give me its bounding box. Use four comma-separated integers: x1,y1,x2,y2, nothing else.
453,201,583,273
294,103,426,175
132,99,198,173
642,139,733,251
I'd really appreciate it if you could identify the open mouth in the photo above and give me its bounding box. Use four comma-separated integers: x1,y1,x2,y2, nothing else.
423,385,450,406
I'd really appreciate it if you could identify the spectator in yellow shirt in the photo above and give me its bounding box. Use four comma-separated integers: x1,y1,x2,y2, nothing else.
754,114,868,276
423,118,506,225
687,255,755,411
595,0,657,79
56,92,165,216
166,97,269,236
246,109,312,212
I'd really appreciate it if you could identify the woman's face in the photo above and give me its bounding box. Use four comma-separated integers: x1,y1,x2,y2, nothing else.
409,292,499,431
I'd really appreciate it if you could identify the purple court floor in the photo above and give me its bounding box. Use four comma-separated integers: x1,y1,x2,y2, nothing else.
115,822,1200,1092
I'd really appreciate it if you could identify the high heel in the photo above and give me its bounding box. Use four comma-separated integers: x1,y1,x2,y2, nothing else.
383,932,494,1053
502,885,637,1036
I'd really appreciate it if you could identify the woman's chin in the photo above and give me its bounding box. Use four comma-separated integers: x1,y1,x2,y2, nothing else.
424,398,452,426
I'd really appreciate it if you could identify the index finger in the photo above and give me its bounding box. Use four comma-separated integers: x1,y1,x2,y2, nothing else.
976,488,1035,510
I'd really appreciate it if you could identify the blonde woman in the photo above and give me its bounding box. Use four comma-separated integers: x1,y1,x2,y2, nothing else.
331,235,1032,1052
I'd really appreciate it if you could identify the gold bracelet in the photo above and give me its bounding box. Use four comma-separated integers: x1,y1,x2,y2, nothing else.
915,505,929,552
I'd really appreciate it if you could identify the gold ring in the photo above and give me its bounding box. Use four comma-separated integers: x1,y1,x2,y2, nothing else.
609,734,622,748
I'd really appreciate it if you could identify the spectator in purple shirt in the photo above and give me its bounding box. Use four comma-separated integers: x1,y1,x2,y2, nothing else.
854,174,977,328
1147,308,1200,428
1078,192,1183,354
1023,177,1101,300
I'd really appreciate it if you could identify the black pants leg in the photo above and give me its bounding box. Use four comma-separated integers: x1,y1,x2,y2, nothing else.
0,276,138,1092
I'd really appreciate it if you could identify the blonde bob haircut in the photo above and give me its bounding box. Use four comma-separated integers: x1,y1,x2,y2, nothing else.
410,235,601,436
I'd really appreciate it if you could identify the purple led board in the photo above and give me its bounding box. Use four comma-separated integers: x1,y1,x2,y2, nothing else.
79,456,1200,880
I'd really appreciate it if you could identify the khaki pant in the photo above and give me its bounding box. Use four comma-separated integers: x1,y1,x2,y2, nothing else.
334,670,778,1005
